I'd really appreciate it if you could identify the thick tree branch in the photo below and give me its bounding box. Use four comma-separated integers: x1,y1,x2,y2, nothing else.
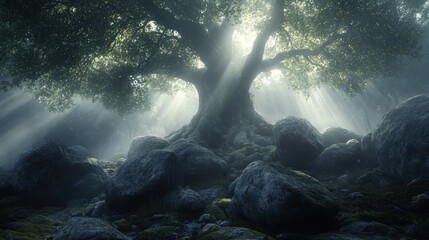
259,34,340,72
141,0,215,65
241,0,284,86
137,61,205,85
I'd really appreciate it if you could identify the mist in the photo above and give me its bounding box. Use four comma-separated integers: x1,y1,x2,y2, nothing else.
1,37,428,168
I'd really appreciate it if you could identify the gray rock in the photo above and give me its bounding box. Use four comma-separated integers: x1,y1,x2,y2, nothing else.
163,187,206,213
371,95,429,183
198,226,274,240
312,139,361,173
139,224,181,240
54,217,130,240
105,150,182,211
232,161,338,231
165,139,228,181
199,213,216,223
198,186,225,202
200,223,220,234
339,221,399,240
273,116,325,169
69,145,94,159
357,169,393,187
360,133,378,167
13,140,108,206
127,136,169,159
228,145,275,170
228,177,240,197
321,127,362,147
408,191,429,213
84,200,107,218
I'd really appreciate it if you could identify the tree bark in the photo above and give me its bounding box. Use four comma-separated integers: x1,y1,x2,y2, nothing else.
167,62,273,148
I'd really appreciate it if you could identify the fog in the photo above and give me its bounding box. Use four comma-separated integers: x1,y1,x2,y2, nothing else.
1,36,428,169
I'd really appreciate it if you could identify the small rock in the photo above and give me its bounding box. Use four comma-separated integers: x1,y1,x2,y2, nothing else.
84,200,106,218
199,214,216,223
408,191,429,213
163,187,206,213
338,174,353,184
112,219,133,232
200,223,220,234
54,217,130,240
198,186,225,202
321,127,362,147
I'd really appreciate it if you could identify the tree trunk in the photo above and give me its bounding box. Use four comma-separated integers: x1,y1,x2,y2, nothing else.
167,62,273,148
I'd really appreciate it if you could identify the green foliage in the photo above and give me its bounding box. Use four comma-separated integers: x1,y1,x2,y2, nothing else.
0,0,426,112
264,0,425,94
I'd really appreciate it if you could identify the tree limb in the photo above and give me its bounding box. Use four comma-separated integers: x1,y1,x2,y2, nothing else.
241,0,284,85
141,0,215,65
259,33,340,72
137,60,205,85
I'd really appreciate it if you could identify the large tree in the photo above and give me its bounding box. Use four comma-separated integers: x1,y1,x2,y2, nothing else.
0,0,427,147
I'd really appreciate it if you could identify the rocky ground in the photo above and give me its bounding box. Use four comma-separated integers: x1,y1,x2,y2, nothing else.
0,95,428,240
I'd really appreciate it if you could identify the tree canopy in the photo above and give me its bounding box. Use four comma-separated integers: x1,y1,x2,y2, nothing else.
0,0,427,113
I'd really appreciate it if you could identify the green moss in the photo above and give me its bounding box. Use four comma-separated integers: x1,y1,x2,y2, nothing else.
0,213,62,240
136,225,181,240
196,226,273,240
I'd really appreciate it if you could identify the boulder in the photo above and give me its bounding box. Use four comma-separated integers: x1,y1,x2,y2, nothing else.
273,117,325,169
54,217,130,240
312,139,361,173
164,139,228,181
321,127,362,147
105,150,182,211
371,95,429,183
0,167,15,198
127,136,169,159
232,161,338,231
69,145,95,159
360,133,378,168
163,187,207,213
13,140,108,205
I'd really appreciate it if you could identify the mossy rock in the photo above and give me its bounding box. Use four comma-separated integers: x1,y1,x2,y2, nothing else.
198,226,274,240
137,225,181,240
0,213,62,240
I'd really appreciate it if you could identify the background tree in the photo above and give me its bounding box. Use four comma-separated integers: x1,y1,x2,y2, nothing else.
0,0,427,147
